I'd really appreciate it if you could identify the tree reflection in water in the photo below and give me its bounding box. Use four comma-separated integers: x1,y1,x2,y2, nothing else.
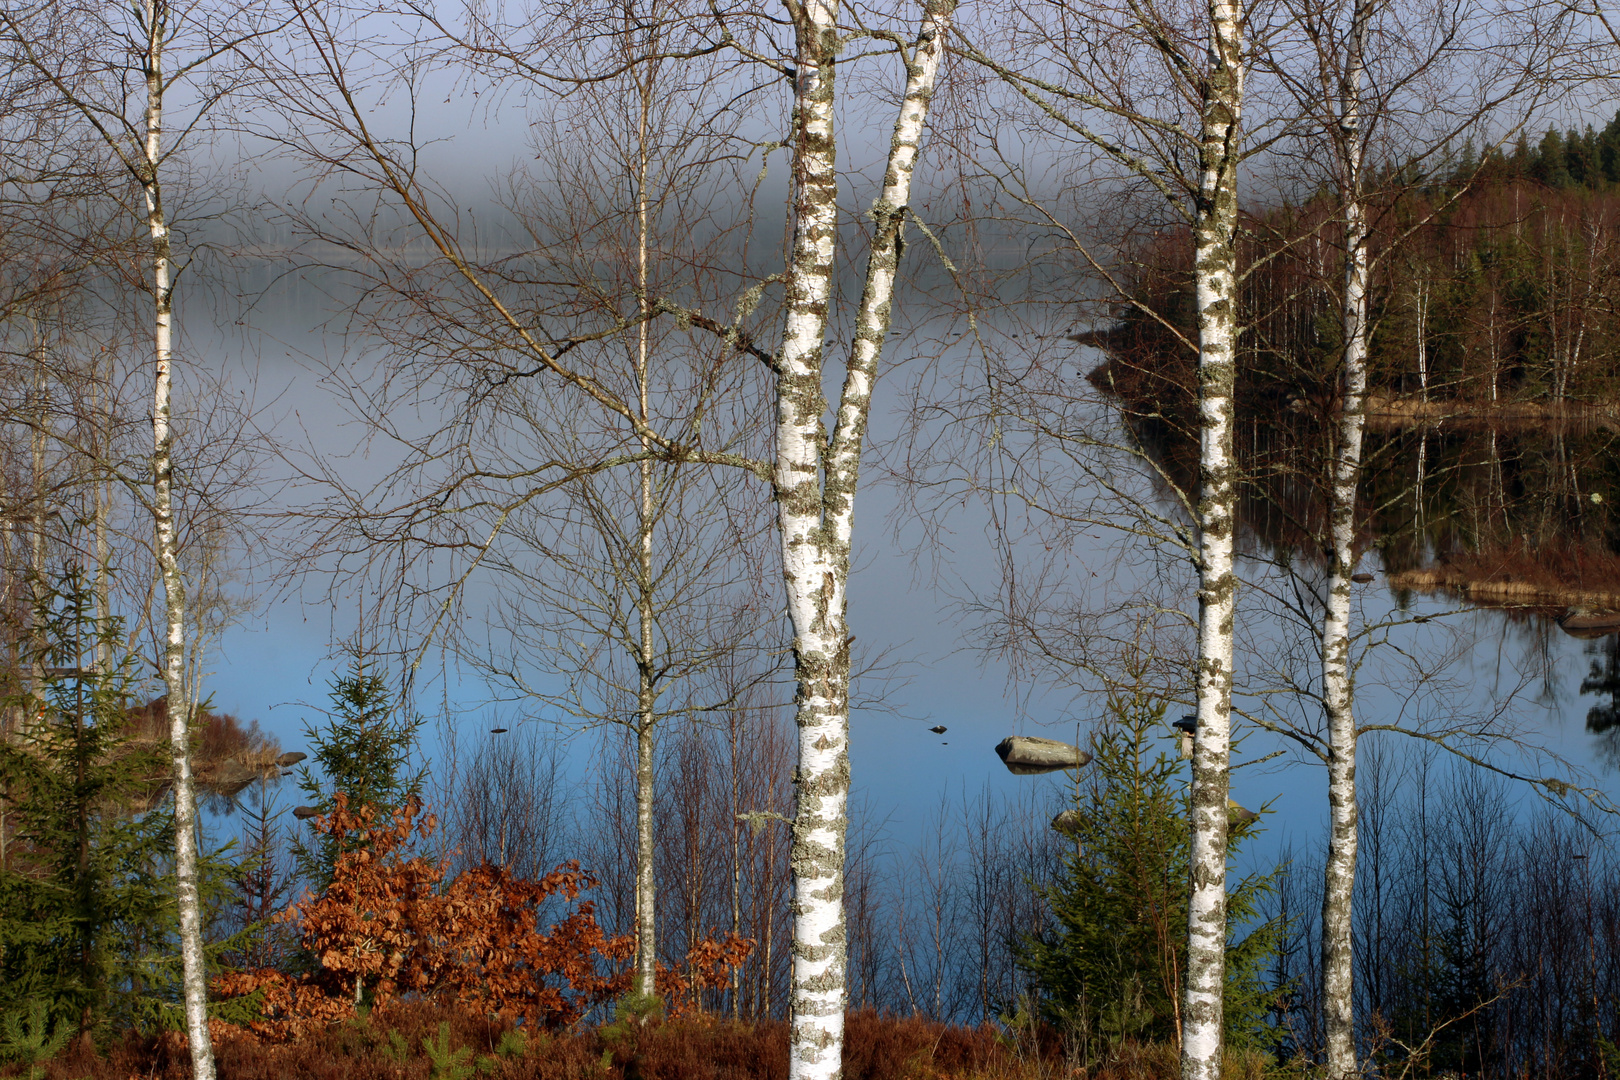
1584,637,1620,769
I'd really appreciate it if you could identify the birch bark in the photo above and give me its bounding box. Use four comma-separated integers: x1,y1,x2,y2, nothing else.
1182,0,1244,1074
633,51,659,1003
776,4,953,1077
1321,5,1370,1076
139,3,217,1075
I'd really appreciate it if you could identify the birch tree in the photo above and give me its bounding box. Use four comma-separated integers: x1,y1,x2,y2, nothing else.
1321,22,1369,1069
1263,2,1567,1068
252,0,778,1002
246,0,956,1070
763,4,955,1071
945,1,1258,1070
0,3,261,1074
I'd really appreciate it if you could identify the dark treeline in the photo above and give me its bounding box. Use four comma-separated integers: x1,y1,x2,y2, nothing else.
1092,124,1620,427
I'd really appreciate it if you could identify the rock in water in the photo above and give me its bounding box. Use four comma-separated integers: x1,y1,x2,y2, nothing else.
1559,608,1620,639
1051,809,1084,836
995,735,1092,774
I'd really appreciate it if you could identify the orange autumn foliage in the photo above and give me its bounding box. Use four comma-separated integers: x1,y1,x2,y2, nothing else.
214,794,751,1040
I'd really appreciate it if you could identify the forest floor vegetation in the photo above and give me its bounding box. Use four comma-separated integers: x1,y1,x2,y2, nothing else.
0,1005,1279,1080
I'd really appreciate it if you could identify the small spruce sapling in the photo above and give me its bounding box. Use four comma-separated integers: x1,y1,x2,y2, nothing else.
292,655,425,888
0,564,257,1039
0,999,72,1080
1015,689,1284,1057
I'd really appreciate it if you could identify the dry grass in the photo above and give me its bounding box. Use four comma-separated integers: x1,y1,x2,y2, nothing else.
1364,392,1620,431
1388,540,1620,613
0,1005,1281,1080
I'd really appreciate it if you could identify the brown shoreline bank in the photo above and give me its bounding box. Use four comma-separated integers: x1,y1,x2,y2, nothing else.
1366,392,1620,429
1387,567,1620,635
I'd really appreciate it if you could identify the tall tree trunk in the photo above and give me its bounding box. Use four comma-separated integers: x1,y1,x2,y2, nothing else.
777,4,844,1066
140,4,216,1075
1,521,9,874
94,356,113,677
1182,0,1244,1074
730,706,743,1020
1415,277,1428,400
633,55,659,1002
1321,6,1370,1073
778,4,952,1076
30,312,47,630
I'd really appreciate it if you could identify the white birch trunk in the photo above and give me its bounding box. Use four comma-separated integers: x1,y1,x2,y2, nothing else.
1321,8,1369,1072
95,354,114,676
1415,278,1428,400
140,4,216,1074
1181,0,1244,1074
778,5,952,1077
0,516,7,871
730,710,743,1020
633,65,659,1003
777,2,846,1066
634,709,656,996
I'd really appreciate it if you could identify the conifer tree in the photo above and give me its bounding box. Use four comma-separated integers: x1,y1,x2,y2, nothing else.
291,657,425,888
1017,691,1282,1057
0,565,252,1040
0,565,165,1038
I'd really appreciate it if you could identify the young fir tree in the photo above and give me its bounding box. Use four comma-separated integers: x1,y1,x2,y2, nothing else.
1016,690,1283,1056
0,565,253,1042
0,565,163,1038
291,656,425,888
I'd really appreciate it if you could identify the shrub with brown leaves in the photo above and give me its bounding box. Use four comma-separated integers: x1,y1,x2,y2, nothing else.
213,794,750,1040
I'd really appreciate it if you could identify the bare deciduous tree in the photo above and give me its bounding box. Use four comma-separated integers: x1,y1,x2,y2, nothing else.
1259,3,1572,1066
0,2,268,1071
944,0,1264,1067
245,2,956,1070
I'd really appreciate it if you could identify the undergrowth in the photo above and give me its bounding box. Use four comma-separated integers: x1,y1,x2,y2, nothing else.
0,1004,1278,1080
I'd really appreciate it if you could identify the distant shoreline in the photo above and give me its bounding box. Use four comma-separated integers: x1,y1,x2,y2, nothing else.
1388,568,1620,634
1366,393,1620,429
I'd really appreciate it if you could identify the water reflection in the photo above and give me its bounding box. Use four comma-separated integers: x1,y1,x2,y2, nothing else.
1099,363,1620,758
1585,636,1620,751
1368,421,1619,620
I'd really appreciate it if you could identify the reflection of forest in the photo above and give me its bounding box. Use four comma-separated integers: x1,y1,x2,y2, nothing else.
1084,151,1620,621
1102,367,1619,623
1586,636,1620,735
1368,422,1620,617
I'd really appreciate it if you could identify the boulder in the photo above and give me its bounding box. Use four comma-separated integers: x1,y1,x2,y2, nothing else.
276,751,308,767
1051,809,1084,836
1559,608,1620,639
995,735,1092,775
